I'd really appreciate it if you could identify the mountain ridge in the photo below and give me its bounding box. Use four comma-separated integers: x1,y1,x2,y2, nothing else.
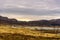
0,16,60,26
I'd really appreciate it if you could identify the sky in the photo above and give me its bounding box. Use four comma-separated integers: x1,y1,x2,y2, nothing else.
0,0,60,21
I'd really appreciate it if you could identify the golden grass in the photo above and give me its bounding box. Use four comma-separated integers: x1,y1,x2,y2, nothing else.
0,27,60,39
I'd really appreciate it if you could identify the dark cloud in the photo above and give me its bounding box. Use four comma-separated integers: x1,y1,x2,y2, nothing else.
0,8,60,16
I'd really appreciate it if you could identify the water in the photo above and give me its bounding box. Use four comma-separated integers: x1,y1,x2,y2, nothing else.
24,27,60,30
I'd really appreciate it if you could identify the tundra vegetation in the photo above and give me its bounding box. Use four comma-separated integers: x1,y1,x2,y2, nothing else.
0,26,60,40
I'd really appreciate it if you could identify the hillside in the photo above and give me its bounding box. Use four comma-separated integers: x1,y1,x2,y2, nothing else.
1,16,60,26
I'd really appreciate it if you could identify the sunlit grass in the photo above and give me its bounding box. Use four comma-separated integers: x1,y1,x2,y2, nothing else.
0,26,60,38
0,25,60,40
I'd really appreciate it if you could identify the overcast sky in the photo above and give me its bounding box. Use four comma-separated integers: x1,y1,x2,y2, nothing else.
0,0,60,21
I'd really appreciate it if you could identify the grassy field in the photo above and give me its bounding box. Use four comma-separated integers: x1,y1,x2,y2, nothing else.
0,26,60,40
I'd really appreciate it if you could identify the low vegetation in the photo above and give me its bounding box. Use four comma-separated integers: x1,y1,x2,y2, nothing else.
0,26,60,40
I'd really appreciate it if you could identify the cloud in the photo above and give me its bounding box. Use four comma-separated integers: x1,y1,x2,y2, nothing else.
0,0,60,9
0,8,60,16
0,0,60,20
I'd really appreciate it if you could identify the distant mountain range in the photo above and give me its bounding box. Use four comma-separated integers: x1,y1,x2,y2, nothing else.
0,16,60,27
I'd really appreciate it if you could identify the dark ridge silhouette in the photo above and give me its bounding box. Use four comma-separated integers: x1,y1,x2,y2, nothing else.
0,15,60,27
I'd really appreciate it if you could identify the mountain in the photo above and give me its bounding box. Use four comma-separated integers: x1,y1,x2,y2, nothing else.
0,16,60,26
